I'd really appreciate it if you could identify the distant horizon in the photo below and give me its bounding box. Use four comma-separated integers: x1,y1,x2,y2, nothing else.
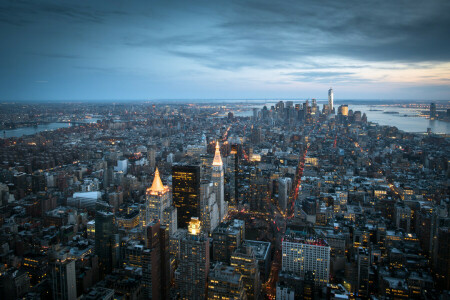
1,98,450,104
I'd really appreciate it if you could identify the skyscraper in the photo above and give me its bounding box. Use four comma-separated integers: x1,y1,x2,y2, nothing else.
140,168,170,229
172,164,201,229
200,181,219,234
230,245,261,300
328,88,334,113
51,259,76,300
430,102,437,120
282,229,330,287
212,219,245,263
95,210,119,279
142,221,171,300
435,227,450,290
207,263,247,300
175,217,210,299
212,141,227,220
147,145,156,171
142,221,161,300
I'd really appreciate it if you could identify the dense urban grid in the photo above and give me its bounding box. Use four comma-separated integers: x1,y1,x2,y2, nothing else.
0,92,449,299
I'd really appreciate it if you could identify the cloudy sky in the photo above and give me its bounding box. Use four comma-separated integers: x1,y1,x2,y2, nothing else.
1,0,449,101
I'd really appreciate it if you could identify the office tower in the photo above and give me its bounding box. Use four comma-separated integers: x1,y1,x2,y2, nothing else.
212,142,227,220
282,229,331,287
51,259,76,300
243,240,271,282
311,99,318,119
200,181,219,234
252,108,259,121
175,217,210,299
147,145,156,170
394,203,411,233
435,227,450,290
303,271,315,300
430,102,437,119
231,245,260,300
140,168,170,229
172,164,201,229
207,263,247,300
212,219,245,263
163,206,178,235
338,104,349,116
356,247,370,296
278,177,292,213
250,126,262,145
353,110,362,122
261,105,269,121
225,144,239,207
250,173,269,212
159,225,171,299
95,210,119,279
328,88,334,112
142,221,161,300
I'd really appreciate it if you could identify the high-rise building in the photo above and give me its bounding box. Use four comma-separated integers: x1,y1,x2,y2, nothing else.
140,168,170,229
226,144,240,207
278,177,292,213
394,203,411,233
95,210,119,279
147,145,156,171
163,206,178,236
282,229,331,287
430,102,437,120
435,227,450,290
142,221,161,300
142,221,171,300
212,219,245,263
200,181,219,234
243,240,272,282
175,217,210,299
159,225,171,299
249,173,269,212
207,263,247,300
356,247,370,296
172,164,201,229
230,245,260,300
328,88,334,113
51,259,76,300
212,142,227,221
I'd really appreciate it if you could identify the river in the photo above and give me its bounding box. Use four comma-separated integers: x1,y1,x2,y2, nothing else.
2,118,102,139
233,101,450,134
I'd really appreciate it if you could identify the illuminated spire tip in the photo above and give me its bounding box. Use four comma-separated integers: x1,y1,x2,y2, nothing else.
212,141,223,166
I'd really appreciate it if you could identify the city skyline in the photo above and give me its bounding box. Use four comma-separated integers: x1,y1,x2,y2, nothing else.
1,0,449,101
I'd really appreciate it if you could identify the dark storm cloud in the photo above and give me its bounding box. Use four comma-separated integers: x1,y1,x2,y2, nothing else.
140,0,450,68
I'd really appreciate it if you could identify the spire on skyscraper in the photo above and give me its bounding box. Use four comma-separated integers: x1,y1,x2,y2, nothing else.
148,167,167,195
212,141,223,166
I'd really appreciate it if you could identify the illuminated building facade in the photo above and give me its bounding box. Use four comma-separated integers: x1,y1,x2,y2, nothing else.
140,168,170,230
212,219,245,263
230,246,260,300
282,229,330,287
175,218,210,299
207,263,247,300
172,164,201,229
212,142,227,220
